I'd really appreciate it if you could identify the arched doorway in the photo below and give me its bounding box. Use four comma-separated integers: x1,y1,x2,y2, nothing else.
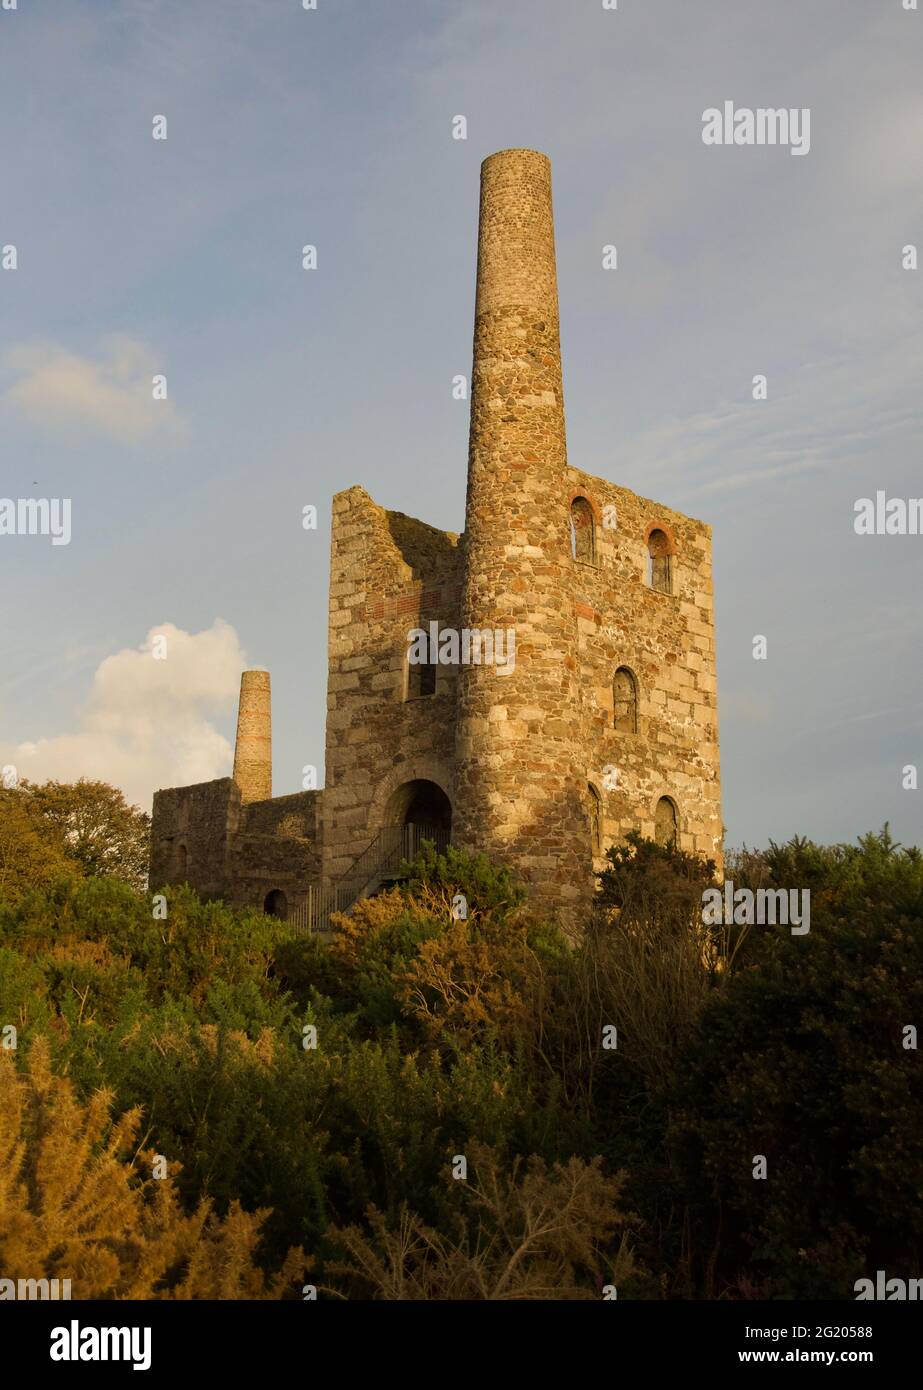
383,779,452,856
385,778,452,831
263,888,288,919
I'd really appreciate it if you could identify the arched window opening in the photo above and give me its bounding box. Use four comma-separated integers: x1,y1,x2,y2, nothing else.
176,843,188,877
570,497,596,565
587,783,603,855
613,666,638,733
264,888,288,920
654,797,678,848
647,529,673,594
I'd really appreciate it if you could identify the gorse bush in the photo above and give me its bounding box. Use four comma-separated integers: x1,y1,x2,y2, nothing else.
0,1039,305,1299
0,793,918,1300
596,829,717,928
0,850,592,1287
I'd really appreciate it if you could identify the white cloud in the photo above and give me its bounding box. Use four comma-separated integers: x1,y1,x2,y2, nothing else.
0,621,245,809
3,336,179,443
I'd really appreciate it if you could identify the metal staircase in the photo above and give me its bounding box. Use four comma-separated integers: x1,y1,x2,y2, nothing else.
287,821,450,935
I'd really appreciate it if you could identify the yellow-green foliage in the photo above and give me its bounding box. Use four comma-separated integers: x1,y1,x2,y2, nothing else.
0,779,151,901
0,790,81,906
4,799,917,1303
331,876,561,1051
0,1038,305,1299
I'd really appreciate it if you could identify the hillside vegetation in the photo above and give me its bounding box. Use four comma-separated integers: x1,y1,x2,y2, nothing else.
0,787,920,1299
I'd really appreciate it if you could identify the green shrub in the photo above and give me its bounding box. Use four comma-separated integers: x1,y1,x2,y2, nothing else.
672,829,923,1298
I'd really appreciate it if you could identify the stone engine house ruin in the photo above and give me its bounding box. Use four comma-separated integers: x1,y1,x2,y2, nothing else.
150,148,723,929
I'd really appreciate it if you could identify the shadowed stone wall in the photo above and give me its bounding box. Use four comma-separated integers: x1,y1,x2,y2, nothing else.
150,777,240,898
227,790,321,912
151,780,321,911
565,468,723,872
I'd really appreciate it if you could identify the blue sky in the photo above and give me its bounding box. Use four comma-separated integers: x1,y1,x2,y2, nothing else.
1,0,921,850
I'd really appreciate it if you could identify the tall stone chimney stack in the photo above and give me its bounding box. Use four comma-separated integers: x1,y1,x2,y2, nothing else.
232,669,272,804
453,149,589,918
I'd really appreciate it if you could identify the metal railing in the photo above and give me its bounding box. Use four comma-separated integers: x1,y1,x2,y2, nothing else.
287,821,450,935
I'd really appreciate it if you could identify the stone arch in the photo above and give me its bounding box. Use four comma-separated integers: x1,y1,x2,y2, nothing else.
368,758,454,835
384,778,452,832
613,665,638,733
654,795,678,847
569,495,596,564
567,488,603,526
643,520,676,553
263,888,288,919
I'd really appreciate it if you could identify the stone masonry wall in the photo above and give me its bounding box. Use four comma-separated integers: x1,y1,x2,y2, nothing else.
150,777,240,898
322,486,462,881
565,467,723,872
227,790,321,912
453,149,592,921
150,147,722,929
151,781,322,911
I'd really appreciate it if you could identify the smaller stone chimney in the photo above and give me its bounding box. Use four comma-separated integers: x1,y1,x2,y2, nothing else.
232,669,272,803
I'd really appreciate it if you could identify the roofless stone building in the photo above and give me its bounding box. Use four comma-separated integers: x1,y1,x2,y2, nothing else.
150,149,723,929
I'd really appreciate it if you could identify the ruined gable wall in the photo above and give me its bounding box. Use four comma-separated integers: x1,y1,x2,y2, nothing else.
323,486,461,880
226,790,322,911
149,777,240,897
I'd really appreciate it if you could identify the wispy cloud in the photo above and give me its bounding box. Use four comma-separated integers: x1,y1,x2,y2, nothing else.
3,336,181,443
